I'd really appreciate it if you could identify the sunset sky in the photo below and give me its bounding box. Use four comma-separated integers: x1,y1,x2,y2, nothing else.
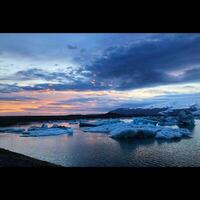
0,33,200,115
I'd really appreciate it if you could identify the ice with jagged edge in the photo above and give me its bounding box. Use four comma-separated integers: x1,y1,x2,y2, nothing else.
0,127,25,133
79,119,121,127
22,123,73,137
81,118,192,139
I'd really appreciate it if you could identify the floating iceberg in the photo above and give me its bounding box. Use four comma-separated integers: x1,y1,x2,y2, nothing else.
158,116,178,126
22,123,73,137
82,122,128,133
192,109,200,116
79,119,121,127
0,127,25,133
110,126,160,139
132,118,158,126
51,124,66,129
22,128,73,137
68,120,79,124
177,110,195,127
82,120,192,140
110,126,191,139
155,128,191,139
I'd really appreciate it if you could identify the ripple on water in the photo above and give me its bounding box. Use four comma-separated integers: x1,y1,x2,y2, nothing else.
0,120,199,167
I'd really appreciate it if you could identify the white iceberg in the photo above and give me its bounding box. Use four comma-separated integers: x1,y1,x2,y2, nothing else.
22,127,73,137
22,123,73,137
82,122,128,133
27,125,43,131
51,123,68,129
0,127,25,133
155,128,191,139
82,120,192,140
158,116,178,126
192,110,200,116
132,118,158,126
110,126,191,139
68,120,79,124
79,119,121,127
110,125,160,139
177,110,195,127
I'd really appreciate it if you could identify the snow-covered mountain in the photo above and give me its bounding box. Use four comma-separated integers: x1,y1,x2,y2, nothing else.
109,93,200,116
109,106,200,116
109,103,200,116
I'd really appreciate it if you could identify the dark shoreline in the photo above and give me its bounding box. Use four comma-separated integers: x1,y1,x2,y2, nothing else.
0,113,136,127
0,148,60,167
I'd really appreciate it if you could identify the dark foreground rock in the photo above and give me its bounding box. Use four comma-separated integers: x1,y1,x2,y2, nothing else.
0,148,60,167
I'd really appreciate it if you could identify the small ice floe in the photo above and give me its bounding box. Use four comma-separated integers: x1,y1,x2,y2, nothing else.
0,127,25,133
79,119,121,127
22,123,73,137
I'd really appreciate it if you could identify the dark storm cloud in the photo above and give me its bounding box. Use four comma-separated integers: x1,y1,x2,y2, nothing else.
85,34,200,90
20,82,111,92
2,34,200,93
14,68,72,82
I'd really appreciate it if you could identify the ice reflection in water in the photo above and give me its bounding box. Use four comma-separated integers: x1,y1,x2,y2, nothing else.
0,120,199,167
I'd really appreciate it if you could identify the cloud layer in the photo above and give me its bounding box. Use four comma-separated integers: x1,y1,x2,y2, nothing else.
1,34,200,93
1,34,200,115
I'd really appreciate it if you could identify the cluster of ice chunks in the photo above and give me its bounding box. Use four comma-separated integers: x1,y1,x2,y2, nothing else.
79,119,121,127
22,123,73,137
81,118,192,140
0,123,73,137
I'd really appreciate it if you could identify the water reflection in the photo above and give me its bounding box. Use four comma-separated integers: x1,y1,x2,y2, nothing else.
0,120,199,167
115,138,155,152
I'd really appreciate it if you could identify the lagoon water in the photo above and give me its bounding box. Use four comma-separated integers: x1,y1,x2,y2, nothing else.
0,119,200,167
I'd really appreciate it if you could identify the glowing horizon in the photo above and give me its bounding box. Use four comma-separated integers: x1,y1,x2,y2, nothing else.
1,33,200,115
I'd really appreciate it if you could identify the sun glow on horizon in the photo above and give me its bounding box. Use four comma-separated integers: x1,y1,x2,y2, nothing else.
0,82,199,116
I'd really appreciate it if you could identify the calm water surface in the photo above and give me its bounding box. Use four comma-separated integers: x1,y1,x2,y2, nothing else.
0,120,200,167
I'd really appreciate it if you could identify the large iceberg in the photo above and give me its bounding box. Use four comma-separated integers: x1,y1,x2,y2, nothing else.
192,110,200,116
158,116,178,126
155,128,190,139
82,122,128,133
110,125,159,139
177,110,195,127
81,119,192,140
132,118,158,126
79,119,121,127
